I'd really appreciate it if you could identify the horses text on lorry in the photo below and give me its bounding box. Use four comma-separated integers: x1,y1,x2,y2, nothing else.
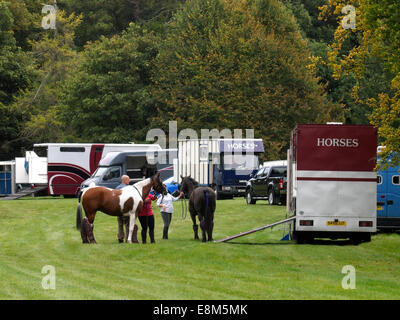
287,124,377,243
175,139,264,199
32,143,164,196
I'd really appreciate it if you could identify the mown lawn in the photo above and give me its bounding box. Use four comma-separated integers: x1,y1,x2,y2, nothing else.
0,196,399,300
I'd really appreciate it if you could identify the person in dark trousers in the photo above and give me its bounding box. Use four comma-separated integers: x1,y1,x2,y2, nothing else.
156,188,184,239
116,175,131,243
138,192,157,243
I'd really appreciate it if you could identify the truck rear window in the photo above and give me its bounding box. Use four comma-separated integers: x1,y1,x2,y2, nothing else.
270,167,287,177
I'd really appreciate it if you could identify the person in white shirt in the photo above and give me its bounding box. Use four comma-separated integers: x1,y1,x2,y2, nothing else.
157,189,184,239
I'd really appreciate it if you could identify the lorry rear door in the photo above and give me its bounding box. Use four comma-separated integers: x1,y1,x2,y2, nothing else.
377,170,387,218
387,168,400,219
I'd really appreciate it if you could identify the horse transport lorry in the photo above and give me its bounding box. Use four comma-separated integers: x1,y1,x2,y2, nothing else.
33,143,163,196
80,149,176,190
377,160,400,230
175,139,264,199
287,124,377,243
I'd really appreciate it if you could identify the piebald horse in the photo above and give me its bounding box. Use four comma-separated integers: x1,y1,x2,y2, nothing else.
76,173,165,244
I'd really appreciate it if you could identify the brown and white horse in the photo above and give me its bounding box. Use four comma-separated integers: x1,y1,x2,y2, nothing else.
76,173,165,244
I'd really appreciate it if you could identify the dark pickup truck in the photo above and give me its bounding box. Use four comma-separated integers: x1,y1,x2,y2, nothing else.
245,165,287,205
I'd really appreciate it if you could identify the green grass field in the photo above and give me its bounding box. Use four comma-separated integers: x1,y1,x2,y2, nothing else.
0,197,399,300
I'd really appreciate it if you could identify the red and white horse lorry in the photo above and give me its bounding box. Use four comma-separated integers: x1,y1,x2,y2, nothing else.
32,143,164,196
287,124,378,243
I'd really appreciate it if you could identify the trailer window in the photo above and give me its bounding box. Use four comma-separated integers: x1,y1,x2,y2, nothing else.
377,175,382,185
60,147,85,152
393,176,400,185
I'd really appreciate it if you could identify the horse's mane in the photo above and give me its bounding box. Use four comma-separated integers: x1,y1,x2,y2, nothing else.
183,176,199,189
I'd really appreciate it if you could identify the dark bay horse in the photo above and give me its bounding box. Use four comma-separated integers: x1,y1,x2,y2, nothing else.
76,173,165,244
180,176,216,242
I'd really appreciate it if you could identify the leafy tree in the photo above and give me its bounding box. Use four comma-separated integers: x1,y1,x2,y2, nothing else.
320,0,400,167
10,9,82,144
58,23,160,143
59,0,185,48
3,0,42,50
0,1,37,159
152,0,342,160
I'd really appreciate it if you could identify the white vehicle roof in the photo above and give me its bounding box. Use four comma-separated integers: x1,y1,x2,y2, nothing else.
262,160,287,167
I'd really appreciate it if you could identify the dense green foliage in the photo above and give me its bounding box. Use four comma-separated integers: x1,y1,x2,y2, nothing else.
153,0,339,159
0,0,399,163
59,24,160,143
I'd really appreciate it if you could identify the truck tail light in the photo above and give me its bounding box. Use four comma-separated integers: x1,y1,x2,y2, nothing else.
279,179,284,190
359,221,373,227
300,220,314,226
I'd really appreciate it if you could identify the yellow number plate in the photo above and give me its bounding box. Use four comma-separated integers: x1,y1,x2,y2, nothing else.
377,206,383,211
327,221,347,226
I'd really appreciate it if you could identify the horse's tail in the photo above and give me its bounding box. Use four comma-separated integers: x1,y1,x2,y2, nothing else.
203,189,212,221
76,202,82,230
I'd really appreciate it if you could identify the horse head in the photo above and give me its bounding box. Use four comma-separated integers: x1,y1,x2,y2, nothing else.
151,172,165,194
179,175,198,198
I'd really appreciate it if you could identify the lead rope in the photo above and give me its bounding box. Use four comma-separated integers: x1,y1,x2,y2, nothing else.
181,195,188,220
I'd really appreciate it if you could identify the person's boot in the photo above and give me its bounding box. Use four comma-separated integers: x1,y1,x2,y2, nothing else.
149,230,155,243
141,229,147,244
163,227,168,239
131,224,139,243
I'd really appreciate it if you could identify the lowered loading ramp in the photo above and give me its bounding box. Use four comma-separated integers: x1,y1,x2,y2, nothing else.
0,186,48,200
215,216,296,243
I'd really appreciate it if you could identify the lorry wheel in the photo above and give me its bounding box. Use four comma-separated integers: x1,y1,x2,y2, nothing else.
268,189,277,205
246,190,256,204
295,232,305,244
350,235,362,245
362,233,371,243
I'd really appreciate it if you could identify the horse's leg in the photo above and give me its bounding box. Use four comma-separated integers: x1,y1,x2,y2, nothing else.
199,218,207,243
207,210,215,241
127,213,139,244
86,212,97,244
81,212,96,244
80,217,89,243
207,219,214,241
189,201,199,240
190,213,199,240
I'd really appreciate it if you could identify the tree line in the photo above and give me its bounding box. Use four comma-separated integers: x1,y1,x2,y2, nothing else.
0,0,398,165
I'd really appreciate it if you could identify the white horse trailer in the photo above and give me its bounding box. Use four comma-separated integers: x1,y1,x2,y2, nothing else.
175,138,264,198
288,124,377,243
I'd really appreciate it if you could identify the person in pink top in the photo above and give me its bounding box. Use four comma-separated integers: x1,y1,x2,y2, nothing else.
138,192,157,243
